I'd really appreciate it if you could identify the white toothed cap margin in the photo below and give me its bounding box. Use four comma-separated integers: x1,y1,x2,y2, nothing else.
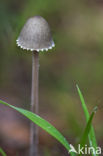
16,16,55,52
16,39,55,52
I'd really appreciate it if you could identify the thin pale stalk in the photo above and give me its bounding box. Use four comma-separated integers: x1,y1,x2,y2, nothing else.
30,51,39,156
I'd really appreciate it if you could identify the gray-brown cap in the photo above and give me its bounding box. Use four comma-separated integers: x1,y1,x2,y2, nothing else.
16,16,55,52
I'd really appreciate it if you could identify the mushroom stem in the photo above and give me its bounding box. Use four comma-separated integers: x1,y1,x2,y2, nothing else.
30,51,39,156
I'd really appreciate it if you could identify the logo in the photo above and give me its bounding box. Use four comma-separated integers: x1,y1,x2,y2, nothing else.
69,144,78,153
69,144,101,155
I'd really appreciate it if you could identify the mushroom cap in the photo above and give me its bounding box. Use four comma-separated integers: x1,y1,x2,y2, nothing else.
16,16,55,52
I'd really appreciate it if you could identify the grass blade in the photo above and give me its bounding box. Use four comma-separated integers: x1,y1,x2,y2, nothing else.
76,85,98,156
80,107,97,149
0,148,7,156
0,99,76,156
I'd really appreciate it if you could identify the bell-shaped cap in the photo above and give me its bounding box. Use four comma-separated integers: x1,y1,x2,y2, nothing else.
16,16,55,52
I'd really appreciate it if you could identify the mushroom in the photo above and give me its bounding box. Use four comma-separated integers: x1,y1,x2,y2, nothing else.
16,16,55,156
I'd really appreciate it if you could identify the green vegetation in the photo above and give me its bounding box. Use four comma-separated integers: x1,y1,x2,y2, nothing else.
0,148,7,156
0,86,98,155
77,85,98,156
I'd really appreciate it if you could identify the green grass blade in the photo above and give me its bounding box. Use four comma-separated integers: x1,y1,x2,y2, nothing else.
76,85,98,156
0,99,76,156
80,107,97,148
76,85,89,120
0,148,7,156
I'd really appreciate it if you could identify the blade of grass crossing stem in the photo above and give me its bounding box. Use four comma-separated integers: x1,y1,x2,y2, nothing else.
0,148,7,156
0,100,76,156
76,85,98,156
80,107,97,156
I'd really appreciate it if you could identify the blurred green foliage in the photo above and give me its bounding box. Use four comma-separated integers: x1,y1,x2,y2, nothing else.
0,0,103,155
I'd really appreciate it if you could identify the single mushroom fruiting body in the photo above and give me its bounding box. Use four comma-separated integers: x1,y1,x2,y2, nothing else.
16,16,55,156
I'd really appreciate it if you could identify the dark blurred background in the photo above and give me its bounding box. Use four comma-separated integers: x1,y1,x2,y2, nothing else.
0,0,103,155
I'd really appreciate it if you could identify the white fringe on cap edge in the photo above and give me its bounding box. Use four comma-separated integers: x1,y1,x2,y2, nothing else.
16,39,55,52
